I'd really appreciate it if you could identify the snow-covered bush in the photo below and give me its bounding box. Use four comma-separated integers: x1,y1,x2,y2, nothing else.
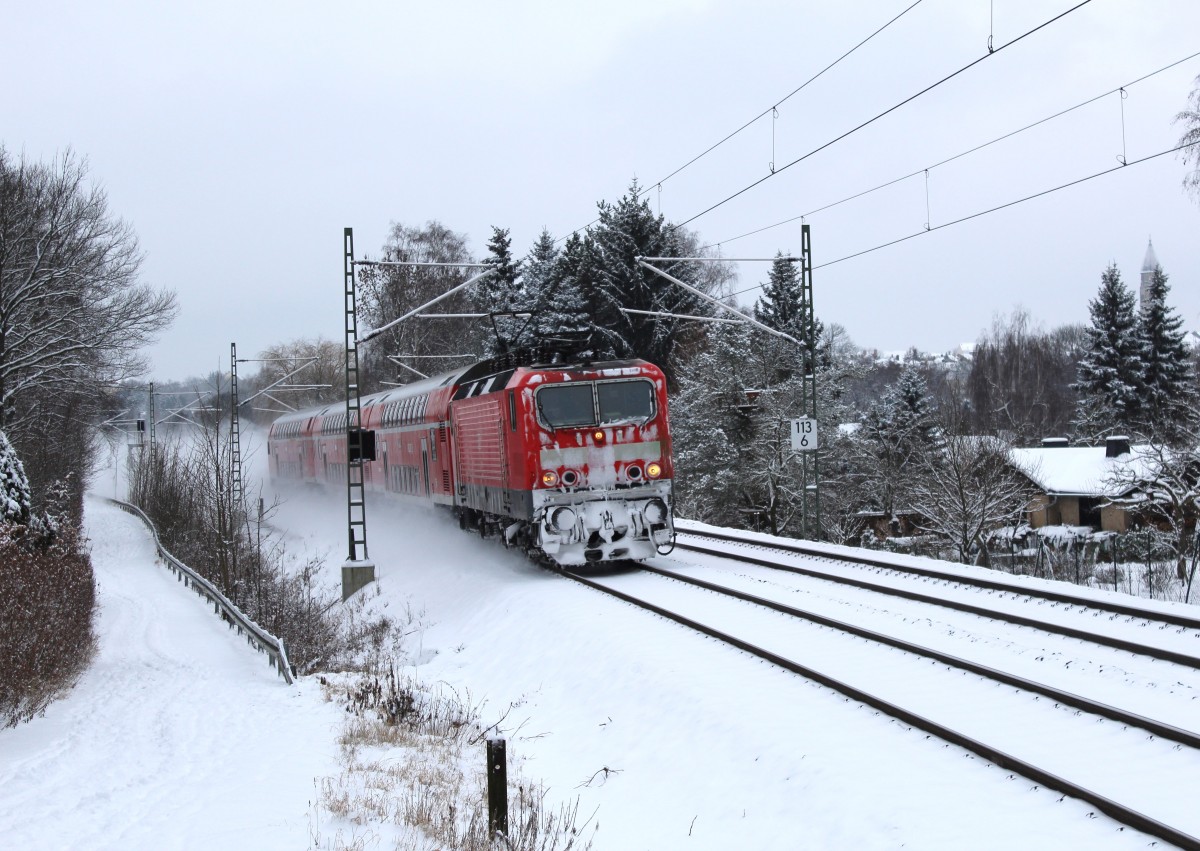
0,435,96,727
128,427,404,674
0,429,31,525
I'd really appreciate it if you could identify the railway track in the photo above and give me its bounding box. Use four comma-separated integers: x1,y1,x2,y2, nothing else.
675,525,1200,669
563,539,1200,849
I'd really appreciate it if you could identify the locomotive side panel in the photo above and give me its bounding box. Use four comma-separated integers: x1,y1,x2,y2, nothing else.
452,394,523,518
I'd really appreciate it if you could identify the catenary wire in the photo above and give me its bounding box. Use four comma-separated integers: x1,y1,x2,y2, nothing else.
723,139,1199,302
669,0,1096,233
703,49,1200,250
554,0,926,244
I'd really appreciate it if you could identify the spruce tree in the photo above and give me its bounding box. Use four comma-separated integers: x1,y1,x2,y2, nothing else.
1073,264,1144,438
859,365,941,519
1138,265,1195,441
590,179,705,369
0,429,31,525
754,253,805,336
671,321,754,526
479,227,525,356
537,233,610,360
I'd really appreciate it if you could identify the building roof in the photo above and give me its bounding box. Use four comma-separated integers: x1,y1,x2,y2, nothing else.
1008,444,1150,497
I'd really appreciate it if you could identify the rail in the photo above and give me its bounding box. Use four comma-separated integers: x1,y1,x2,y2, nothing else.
563,568,1200,850
107,498,294,684
676,524,1200,630
675,532,1200,669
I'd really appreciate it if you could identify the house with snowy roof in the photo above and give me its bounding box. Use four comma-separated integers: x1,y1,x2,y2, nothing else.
1007,436,1149,533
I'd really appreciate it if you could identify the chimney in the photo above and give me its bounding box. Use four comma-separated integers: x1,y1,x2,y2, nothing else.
1105,435,1131,458
1041,437,1069,448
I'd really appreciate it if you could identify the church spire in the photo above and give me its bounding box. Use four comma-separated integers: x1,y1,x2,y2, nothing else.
1140,238,1159,306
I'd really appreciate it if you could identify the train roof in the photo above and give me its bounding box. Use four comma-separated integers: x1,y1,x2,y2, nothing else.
269,356,658,427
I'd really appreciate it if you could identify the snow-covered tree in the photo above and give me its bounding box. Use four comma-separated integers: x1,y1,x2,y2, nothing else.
1073,264,1143,438
479,227,526,356
905,435,1034,565
0,429,31,526
590,180,706,370
670,321,753,526
857,366,941,519
0,148,177,436
754,254,806,336
356,221,476,389
537,232,613,360
1177,72,1200,203
1106,436,1200,592
1137,265,1195,442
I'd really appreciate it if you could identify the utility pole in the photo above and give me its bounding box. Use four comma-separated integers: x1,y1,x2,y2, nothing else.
636,228,822,539
342,227,375,600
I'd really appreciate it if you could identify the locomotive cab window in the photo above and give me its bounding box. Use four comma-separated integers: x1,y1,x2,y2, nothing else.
597,380,654,424
537,384,596,428
536,379,655,429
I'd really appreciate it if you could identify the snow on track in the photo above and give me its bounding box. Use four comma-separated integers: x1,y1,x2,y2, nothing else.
0,497,343,851
669,550,1200,733
266,488,1162,850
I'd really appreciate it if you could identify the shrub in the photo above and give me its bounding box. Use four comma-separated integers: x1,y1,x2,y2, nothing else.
0,529,96,727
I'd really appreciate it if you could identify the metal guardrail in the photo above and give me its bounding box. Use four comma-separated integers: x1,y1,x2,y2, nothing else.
106,498,294,684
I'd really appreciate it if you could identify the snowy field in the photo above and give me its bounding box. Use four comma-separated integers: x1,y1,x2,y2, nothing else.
0,498,344,850
3,454,1196,848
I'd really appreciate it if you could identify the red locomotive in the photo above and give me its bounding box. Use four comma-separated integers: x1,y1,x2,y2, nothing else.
267,356,676,566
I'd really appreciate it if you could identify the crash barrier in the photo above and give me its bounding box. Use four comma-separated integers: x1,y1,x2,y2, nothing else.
106,498,295,684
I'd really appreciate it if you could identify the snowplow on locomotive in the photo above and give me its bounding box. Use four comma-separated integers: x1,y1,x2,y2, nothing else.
267,356,676,566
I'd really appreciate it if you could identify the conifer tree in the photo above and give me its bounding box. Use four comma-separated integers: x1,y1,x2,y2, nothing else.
590,179,704,369
522,229,558,327
0,429,31,525
537,233,611,360
858,365,941,519
671,322,753,525
1138,265,1195,441
1073,264,1144,438
754,253,805,336
479,227,526,356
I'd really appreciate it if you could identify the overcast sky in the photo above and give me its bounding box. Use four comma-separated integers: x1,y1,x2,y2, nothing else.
5,0,1199,381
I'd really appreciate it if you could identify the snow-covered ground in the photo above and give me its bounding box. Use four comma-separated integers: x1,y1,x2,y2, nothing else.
266,485,1185,850
0,499,344,850
5,459,1197,848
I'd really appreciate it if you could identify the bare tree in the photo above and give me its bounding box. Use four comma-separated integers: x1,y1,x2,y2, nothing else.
1105,435,1200,595
356,221,477,391
0,149,176,429
0,148,176,508
246,336,342,419
905,435,1036,565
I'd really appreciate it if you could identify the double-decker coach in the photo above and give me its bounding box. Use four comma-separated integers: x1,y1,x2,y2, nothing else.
268,355,675,566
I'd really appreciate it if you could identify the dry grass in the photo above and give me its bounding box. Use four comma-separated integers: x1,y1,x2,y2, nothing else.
310,666,596,851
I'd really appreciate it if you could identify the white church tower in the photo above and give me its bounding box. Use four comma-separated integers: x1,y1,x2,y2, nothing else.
1140,238,1159,306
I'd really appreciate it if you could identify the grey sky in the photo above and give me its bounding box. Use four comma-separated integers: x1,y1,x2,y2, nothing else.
5,0,1199,380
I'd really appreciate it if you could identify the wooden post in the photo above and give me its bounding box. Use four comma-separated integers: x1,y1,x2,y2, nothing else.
487,737,508,838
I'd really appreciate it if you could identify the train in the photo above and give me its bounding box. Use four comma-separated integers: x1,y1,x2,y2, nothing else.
267,355,676,566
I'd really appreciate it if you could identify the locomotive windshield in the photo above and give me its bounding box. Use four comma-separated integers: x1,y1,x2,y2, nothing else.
536,379,654,428
537,383,595,427
597,380,653,424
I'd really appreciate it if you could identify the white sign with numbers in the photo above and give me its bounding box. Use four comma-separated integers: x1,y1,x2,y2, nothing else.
790,417,818,451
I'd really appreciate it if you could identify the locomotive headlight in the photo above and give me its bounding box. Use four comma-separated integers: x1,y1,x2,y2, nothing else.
592,430,605,443
541,470,559,487
646,461,663,478
643,498,667,525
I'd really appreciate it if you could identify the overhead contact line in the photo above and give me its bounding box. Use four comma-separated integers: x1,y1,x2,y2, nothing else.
556,0,927,244
705,49,1200,251
670,0,1096,232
